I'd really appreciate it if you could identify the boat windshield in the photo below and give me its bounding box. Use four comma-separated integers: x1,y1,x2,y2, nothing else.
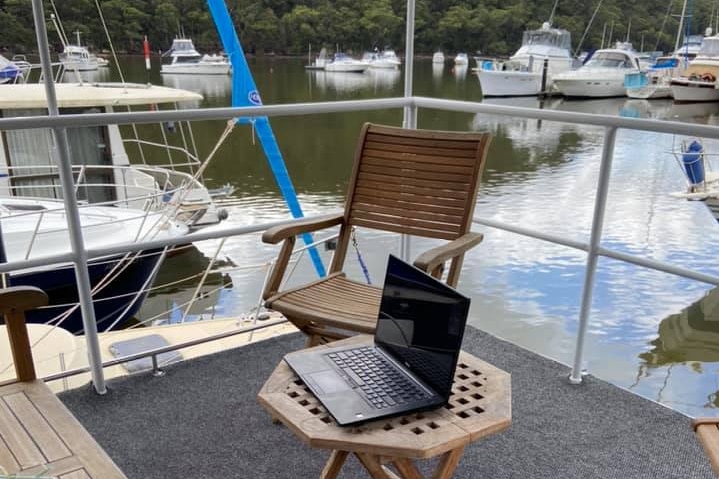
170,39,199,55
521,29,571,50
585,52,635,68
699,37,719,56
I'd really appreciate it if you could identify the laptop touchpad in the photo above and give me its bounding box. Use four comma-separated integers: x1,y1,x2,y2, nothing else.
308,370,352,395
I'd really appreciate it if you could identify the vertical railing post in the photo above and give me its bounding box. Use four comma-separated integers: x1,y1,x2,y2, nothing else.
569,126,618,384
402,0,416,130
31,0,106,393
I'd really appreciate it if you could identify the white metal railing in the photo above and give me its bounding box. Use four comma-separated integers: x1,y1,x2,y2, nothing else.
3,96,719,387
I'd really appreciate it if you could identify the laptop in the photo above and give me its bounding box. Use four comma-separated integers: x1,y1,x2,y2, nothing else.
284,254,471,426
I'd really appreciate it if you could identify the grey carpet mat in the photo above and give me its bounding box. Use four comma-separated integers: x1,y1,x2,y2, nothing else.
59,326,713,478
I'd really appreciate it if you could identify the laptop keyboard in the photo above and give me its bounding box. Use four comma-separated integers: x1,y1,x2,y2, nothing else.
327,347,431,409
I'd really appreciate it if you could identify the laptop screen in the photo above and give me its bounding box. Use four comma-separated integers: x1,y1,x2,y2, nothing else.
374,255,470,398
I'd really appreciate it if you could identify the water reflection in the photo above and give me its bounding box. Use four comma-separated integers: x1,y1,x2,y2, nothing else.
635,288,719,411
161,73,232,99
307,69,401,94
135,245,234,326
432,63,444,81
451,64,468,80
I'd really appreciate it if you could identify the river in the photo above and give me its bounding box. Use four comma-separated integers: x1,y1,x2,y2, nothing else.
83,55,719,416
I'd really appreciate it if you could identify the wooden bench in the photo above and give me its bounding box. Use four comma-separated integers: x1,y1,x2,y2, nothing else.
0,286,127,479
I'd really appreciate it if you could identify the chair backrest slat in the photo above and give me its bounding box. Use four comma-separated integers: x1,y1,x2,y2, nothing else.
345,123,491,241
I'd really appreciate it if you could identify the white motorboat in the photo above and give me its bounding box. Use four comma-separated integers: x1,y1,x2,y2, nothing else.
1,196,189,332
454,53,469,65
432,51,445,64
323,53,369,73
625,56,681,99
477,23,574,97
553,44,642,98
363,49,401,69
0,82,228,230
670,33,719,103
161,38,231,75
0,54,22,84
59,32,100,72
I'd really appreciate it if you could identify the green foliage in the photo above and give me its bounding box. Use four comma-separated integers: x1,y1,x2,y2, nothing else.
0,0,715,56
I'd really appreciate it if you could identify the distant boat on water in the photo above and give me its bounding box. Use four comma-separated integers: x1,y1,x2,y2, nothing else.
161,38,231,75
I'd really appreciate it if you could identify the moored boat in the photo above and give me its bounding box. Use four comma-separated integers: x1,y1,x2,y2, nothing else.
477,22,574,97
625,56,681,99
323,53,369,73
1,197,189,333
670,32,719,103
553,43,642,98
161,38,231,75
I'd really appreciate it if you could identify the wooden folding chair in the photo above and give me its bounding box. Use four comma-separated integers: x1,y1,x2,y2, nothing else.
262,123,491,347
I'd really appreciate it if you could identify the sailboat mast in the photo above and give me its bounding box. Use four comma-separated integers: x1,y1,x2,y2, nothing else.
548,0,560,27
674,0,689,52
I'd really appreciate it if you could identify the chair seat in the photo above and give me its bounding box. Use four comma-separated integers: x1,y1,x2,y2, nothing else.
265,273,382,335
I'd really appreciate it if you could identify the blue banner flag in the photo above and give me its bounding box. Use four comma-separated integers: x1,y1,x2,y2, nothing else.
206,0,326,277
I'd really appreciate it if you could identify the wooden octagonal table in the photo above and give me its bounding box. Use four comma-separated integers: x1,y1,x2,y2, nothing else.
257,335,511,479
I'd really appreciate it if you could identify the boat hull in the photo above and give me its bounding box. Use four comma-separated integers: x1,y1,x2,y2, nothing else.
478,70,543,97
670,80,719,102
625,85,672,99
324,63,369,73
8,248,166,333
161,64,231,75
553,78,627,98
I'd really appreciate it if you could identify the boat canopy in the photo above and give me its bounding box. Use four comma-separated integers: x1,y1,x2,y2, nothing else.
521,28,571,50
0,83,202,109
653,57,680,69
164,38,201,57
698,36,719,57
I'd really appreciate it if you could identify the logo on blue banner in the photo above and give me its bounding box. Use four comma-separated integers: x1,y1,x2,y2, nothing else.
248,90,262,105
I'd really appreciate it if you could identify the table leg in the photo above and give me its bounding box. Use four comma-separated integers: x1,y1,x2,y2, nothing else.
431,446,466,479
355,453,402,479
321,450,348,479
393,458,423,479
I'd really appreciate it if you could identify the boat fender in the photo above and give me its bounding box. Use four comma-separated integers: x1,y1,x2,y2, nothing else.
217,208,229,221
683,140,706,186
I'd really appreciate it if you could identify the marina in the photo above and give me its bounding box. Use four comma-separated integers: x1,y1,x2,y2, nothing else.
1,55,718,418
5,2,719,471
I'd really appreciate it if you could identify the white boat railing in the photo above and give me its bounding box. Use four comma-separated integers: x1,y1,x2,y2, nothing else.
3,96,719,388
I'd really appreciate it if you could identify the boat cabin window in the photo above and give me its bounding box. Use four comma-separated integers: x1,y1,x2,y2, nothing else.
522,29,571,50
1,107,115,203
585,52,634,68
175,56,201,63
699,38,719,56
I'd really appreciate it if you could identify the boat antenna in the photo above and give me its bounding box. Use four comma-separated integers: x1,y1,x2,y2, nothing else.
548,0,560,27
574,0,604,57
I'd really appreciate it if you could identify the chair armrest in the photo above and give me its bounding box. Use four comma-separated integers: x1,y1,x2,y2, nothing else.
0,286,48,382
262,213,345,299
413,232,484,283
694,417,719,431
262,213,344,244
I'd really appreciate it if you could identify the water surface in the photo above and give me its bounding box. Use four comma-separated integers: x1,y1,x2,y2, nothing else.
94,56,719,416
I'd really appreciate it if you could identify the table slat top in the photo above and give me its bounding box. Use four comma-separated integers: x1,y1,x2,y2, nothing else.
257,336,511,459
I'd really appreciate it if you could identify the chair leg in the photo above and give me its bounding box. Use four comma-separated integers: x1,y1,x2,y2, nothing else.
305,333,326,348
